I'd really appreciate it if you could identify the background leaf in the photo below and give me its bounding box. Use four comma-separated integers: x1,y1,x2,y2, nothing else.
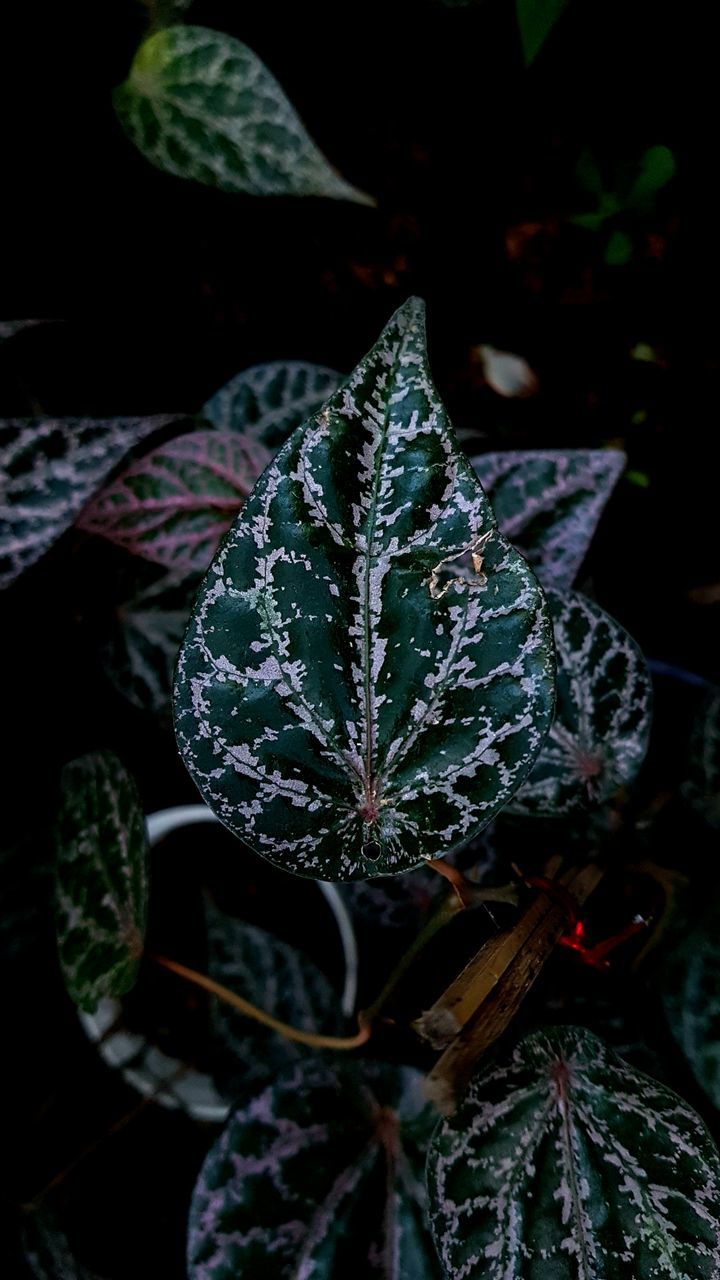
114,26,373,203
188,1057,440,1279
174,299,555,881
681,687,720,827
628,144,677,210
512,589,651,815
55,752,149,1012
205,900,342,1097
203,360,343,451
428,1025,720,1279
77,430,271,574
662,905,720,1110
471,448,625,590
0,415,179,588
516,0,572,65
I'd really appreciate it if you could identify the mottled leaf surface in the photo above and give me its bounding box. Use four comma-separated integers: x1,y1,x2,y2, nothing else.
55,752,149,1012
103,564,200,717
471,449,625,590
206,901,341,1096
114,26,372,203
663,908,720,1110
188,1058,440,1279
78,431,270,574
0,415,177,587
20,1213,97,1280
512,589,651,815
428,1025,720,1279
203,360,342,450
175,299,555,880
681,687,720,827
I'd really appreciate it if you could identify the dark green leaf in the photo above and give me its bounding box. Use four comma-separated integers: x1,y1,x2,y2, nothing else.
604,228,634,266
188,1058,440,1279
114,26,373,203
55,752,149,1011
628,145,676,210
204,360,343,451
512,589,651,815
516,0,572,65
428,1026,720,1279
174,299,555,880
681,687,720,826
663,905,720,1109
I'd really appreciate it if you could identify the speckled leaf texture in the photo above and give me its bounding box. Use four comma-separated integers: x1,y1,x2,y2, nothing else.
512,589,651,816
662,908,720,1110
174,299,555,881
681,687,720,827
0,415,177,588
188,1058,440,1279
114,26,372,203
103,565,201,718
78,431,271,574
470,450,625,590
206,901,341,1097
204,361,343,451
428,1025,720,1280
55,752,149,1012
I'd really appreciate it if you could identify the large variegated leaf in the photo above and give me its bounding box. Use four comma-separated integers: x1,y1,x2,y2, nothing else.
114,26,372,204
203,361,343,450
471,449,625,590
78,431,271,574
681,688,720,827
103,564,200,717
206,901,341,1096
428,1025,720,1279
188,1058,440,1279
174,299,555,881
512,589,651,815
0,415,178,588
662,908,720,1110
55,752,149,1012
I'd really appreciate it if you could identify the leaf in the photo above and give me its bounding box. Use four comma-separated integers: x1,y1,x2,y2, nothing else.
663,907,720,1109
174,298,555,881
0,415,179,588
471,448,625,590
205,901,341,1096
604,228,634,266
188,1057,440,1279
427,1025,720,1280
20,1212,98,1280
512,589,651,816
103,563,201,717
628,145,676,209
77,430,271,574
681,687,720,827
55,752,149,1012
516,0,572,65
0,319,50,343
474,346,539,398
114,26,373,204
203,360,343,451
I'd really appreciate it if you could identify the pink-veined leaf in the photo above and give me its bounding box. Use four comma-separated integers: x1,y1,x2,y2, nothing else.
78,430,272,574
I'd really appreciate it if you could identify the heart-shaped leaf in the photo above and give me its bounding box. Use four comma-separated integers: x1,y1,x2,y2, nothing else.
78,431,271,574
203,361,343,451
114,26,373,204
174,298,555,881
206,901,341,1096
428,1025,720,1279
55,752,149,1012
188,1057,440,1279
103,563,201,717
471,449,625,590
681,687,720,827
512,589,651,816
0,415,179,588
662,906,720,1109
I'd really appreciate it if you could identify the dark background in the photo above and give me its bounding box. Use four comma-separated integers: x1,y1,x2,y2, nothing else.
2,0,719,1275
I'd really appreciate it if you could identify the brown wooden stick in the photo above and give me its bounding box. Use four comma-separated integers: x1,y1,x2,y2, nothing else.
423,861,604,1115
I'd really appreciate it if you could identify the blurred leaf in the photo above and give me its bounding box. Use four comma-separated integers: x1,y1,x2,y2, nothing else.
663,904,720,1108
204,360,342,451
114,26,373,203
681,688,720,826
605,228,634,266
103,563,200,718
188,1058,440,1278
428,1026,720,1278
628,145,677,209
55,752,149,1012
516,0,572,65
474,345,539,398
